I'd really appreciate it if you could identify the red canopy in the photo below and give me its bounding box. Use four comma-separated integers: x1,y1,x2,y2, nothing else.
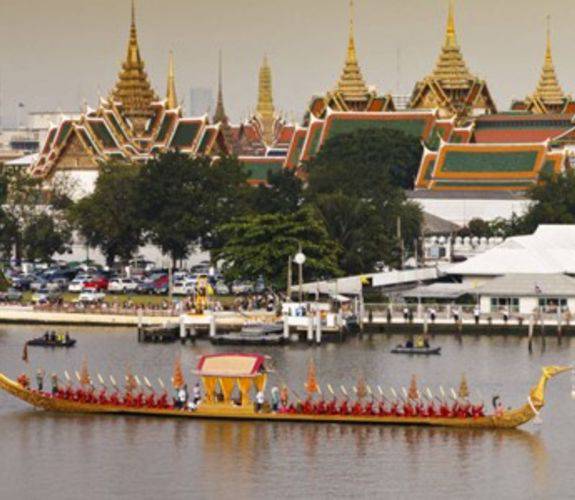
196,353,266,378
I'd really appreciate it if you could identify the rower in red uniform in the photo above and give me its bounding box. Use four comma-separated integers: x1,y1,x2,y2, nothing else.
339,399,350,415
145,392,156,408
98,388,109,405
316,399,327,415
363,401,375,416
156,392,169,409
326,397,338,415
351,401,363,416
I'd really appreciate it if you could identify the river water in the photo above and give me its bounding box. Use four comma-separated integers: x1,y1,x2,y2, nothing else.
0,325,573,500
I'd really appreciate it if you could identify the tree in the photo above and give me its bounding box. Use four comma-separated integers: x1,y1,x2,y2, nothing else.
521,171,575,231
214,205,341,288
0,165,74,264
304,127,423,272
71,162,143,266
305,127,423,192
250,168,303,214
22,213,71,262
137,152,251,264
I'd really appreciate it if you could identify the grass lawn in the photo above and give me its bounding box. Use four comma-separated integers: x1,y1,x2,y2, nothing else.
22,291,238,308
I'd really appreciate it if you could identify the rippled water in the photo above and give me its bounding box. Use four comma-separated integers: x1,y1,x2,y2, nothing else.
0,325,574,499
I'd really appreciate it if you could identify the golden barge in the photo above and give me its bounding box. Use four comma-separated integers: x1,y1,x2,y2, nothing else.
0,354,570,430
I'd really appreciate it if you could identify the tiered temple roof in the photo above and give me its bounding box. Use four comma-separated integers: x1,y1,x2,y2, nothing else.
409,0,496,121
307,0,394,119
415,142,566,191
511,20,575,114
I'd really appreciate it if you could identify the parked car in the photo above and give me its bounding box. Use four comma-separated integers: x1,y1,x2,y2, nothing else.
0,289,23,302
68,278,90,293
214,281,230,296
231,281,254,295
108,278,139,294
77,289,106,303
10,274,34,291
137,273,168,294
83,275,109,292
172,279,196,296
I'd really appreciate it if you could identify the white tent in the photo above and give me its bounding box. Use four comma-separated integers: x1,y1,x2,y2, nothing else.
448,225,575,276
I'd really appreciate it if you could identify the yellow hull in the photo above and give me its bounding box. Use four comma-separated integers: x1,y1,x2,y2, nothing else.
0,367,569,430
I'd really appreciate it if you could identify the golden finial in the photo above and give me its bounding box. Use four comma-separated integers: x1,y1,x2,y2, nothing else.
347,0,357,63
213,49,228,123
532,15,565,108
109,0,157,132
256,54,276,144
335,0,369,104
166,50,178,109
445,0,457,48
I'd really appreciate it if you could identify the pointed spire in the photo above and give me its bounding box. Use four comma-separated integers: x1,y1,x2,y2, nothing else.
213,50,228,123
256,54,276,144
335,0,369,103
533,16,565,107
110,0,157,130
430,0,474,89
445,0,457,48
166,51,178,109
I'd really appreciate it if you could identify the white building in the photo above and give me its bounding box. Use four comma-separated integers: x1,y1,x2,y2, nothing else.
446,225,575,286
475,273,575,315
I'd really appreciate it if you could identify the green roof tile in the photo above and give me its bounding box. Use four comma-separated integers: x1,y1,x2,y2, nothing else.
441,150,539,173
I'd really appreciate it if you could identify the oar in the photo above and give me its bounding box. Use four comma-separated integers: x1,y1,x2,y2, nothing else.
64,370,72,385
327,384,335,397
109,375,118,390
158,378,166,390
450,388,458,400
402,387,408,399
340,385,349,398
97,373,106,388
75,371,81,383
134,375,141,387
144,376,154,391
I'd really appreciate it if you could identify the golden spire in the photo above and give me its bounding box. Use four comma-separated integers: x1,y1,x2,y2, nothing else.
256,55,276,144
213,50,228,123
335,0,369,102
430,0,474,89
110,0,157,130
533,16,565,106
166,51,178,109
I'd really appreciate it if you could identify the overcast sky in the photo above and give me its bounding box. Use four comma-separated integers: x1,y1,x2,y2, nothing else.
1,0,575,127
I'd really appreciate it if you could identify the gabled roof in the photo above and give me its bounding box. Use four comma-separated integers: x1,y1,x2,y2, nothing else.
475,273,575,297
417,141,565,191
448,225,575,276
318,110,437,148
472,113,574,143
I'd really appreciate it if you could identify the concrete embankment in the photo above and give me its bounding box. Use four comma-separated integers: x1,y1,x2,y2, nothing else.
0,306,273,328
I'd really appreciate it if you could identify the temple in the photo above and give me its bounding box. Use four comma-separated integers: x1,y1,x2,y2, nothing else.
511,19,575,114
307,0,394,119
28,0,575,197
409,0,496,121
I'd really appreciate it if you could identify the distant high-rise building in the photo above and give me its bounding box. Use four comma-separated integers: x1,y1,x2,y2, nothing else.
189,87,213,117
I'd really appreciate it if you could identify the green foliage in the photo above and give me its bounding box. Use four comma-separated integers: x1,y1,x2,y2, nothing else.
136,152,251,262
0,165,66,263
22,213,71,262
521,171,575,231
304,127,423,192
303,127,423,272
250,168,303,214
71,162,143,266
214,205,341,287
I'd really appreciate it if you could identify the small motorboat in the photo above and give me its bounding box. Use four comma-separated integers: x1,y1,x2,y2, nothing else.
211,322,285,346
391,345,441,355
27,333,76,348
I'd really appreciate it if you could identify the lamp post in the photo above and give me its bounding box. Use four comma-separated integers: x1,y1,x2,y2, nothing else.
294,245,306,304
